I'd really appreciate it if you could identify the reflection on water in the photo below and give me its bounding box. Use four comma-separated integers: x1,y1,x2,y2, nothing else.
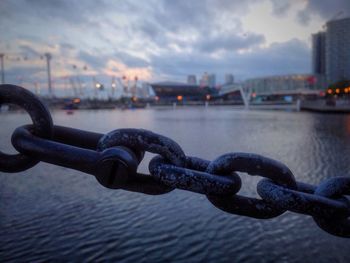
1,107,350,262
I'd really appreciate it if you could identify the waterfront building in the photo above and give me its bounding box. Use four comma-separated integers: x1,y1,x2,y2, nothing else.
244,74,322,97
187,75,197,85
312,17,350,85
325,17,350,84
312,32,326,75
150,81,217,102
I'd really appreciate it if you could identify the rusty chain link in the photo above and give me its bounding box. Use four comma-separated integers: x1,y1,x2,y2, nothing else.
1,84,350,238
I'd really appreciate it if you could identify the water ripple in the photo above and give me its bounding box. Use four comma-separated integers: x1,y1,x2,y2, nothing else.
1,109,350,262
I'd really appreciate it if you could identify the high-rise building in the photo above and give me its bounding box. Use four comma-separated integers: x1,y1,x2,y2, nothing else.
225,74,234,84
199,72,209,87
208,74,216,88
325,17,350,84
312,32,326,75
187,75,197,85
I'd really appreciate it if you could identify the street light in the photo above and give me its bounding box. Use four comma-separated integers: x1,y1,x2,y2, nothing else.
0,53,4,84
44,53,53,97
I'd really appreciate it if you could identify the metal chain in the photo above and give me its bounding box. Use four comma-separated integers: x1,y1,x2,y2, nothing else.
1,84,350,238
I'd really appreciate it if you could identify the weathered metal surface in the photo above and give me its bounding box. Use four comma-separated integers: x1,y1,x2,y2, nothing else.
257,178,349,218
149,155,241,195
97,128,186,167
0,84,53,172
1,84,350,237
205,153,297,219
12,125,140,189
313,177,350,237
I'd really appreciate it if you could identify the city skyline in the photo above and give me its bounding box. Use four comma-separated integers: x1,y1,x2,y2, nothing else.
0,0,350,94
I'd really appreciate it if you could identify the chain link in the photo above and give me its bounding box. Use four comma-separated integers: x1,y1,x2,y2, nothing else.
1,84,350,238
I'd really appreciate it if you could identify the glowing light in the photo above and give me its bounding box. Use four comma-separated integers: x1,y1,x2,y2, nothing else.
96,83,101,89
345,88,349,93
177,95,183,101
206,94,211,100
112,83,116,88
252,92,257,98
155,96,159,101
73,98,81,104
327,89,332,94
336,88,340,94
132,96,138,102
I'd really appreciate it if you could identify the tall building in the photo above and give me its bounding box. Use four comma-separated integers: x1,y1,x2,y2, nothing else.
208,74,216,88
187,75,197,85
325,17,350,84
312,32,326,75
225,74,234,84
199,72,209,87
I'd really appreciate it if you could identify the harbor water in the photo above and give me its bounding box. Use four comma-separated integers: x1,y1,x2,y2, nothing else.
1,107,350,262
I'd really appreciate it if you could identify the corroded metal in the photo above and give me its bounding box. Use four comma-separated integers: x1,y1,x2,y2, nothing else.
257,178,349,218
313,177,350,237
206,153,297,219
98,128,186,167
0,84,53,172
149,155,241,195
1,84,350,237
12,125,140,189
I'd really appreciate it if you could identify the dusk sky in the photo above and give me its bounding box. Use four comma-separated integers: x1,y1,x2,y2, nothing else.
0,0,349,94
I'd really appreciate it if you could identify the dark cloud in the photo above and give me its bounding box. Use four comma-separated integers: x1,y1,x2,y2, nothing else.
0,0,107,25
297,0,350,25
133,0,259,46
197,33,265,53
270,0,291,17
5,66,45,84
151,38,310,80
0,0,320,84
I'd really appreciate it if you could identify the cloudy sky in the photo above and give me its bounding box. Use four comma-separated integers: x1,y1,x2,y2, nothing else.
0,0,349,94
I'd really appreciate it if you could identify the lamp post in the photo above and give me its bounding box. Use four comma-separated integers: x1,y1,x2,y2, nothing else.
0,53,5,84
44,53,53,97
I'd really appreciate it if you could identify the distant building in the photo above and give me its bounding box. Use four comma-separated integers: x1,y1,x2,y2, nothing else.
312,32,326,75
225,74,234,84
199,72,209,87
325,17,350,84
199,73,216,88
187,75,197,85
150,81,217,101
244,74,321,95
208,74,216,88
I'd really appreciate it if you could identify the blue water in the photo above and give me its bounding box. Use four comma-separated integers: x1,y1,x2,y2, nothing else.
1,107,350,262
